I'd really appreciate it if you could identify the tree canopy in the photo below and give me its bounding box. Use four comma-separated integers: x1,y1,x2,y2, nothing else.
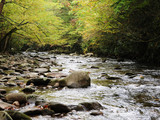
0,0,160,65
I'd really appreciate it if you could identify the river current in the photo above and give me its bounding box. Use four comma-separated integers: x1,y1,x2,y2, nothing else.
26,52,160,120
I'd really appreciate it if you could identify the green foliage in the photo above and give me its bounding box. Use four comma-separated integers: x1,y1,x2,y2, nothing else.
0,0,160,65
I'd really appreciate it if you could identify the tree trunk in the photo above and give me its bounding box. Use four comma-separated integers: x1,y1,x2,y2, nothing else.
0,0,5,14
0,27,17,52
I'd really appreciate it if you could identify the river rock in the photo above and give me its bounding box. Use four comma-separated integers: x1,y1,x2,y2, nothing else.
49,79,66,87
0,101,16,110
48,102,71,113
45,72,67,78
27,72,39,78
79,102,103,111
23,108,54,116
22,87,35,94
84,53,94,57
68,105,84,111
6,110,32,120
0,89,6,94
90,110,103,116
6,93,27,104
26,78,51,86
34,68,48,73
65,71,91,88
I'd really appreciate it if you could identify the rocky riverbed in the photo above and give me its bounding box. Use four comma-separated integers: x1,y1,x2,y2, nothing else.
0,52,160,120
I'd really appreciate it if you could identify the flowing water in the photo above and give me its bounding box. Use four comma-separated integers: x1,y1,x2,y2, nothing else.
28,52,160,120
1,52,160,120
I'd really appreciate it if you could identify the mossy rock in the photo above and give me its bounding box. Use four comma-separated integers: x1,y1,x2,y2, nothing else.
6,110,32,120
6,93,27,104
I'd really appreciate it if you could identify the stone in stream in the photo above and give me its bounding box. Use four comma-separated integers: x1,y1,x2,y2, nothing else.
22,87,35,94
90,110,103,116
27,72,39,78
49,78,66,88
68,105,85,111
0,89,6,94
47,102,71,113
6,93,27,104
26,78,51,86
23,108,55,117
0,101,16,110
65,71,91,88
45,72,67,78
6,110,32,120
79,102,103,111
34,68,49,73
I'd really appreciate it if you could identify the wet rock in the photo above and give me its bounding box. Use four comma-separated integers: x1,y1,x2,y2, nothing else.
45,72,67,78
23,108,54,116
143,102,160,107
114,66,122,70
90,66,99,69
117,58,124,62
48,102,71,113
49,79,67,88
84,53,94,57
125,72,135,76
79,102,103,111
0,89,6,94
102,73,121,80
35,99,46,106
0,66,9,70
90,110,103,116
65,71,91,88
34,68,48,73
13,101,20,107
5,83,17,87
0,101,16,110
26,78,51,86
6,110,32,120
68,105,84,111
27,72,39,78
27,94,39,104
15,69,24,74
6,93,27,104
0,69,5,75
22,87,35,94
102,58,107,62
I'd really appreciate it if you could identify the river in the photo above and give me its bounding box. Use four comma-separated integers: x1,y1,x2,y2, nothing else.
1,52,160,120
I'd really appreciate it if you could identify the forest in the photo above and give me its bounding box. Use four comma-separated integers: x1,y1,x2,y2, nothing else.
0,0,160,65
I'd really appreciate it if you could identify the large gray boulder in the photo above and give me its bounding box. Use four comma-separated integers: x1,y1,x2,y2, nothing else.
65,71,91,88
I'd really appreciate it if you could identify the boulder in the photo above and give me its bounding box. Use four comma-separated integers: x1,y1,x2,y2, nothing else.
79,102,103,111
48,102,71,113
65,71,91,88
6,110,31,120
6,93,27,104
26,78,51,86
